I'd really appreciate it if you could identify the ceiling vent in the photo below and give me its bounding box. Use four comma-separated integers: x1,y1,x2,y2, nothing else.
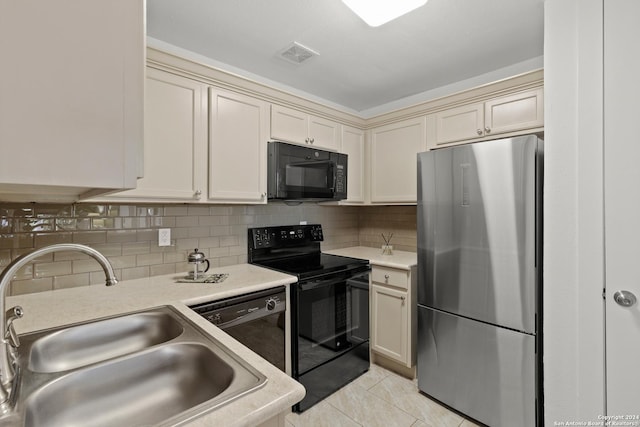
278,42,319,65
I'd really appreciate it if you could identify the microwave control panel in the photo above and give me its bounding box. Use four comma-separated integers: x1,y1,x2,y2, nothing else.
335,164,345,193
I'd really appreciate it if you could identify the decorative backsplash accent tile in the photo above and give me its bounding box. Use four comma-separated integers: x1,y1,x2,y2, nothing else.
0,202,417,296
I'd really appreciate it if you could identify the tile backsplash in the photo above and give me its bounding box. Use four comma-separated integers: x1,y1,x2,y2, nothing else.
0,203,416,295
358,206,417,252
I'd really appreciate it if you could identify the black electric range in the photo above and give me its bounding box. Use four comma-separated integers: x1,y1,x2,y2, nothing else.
248,224,370,412
248,224,369,279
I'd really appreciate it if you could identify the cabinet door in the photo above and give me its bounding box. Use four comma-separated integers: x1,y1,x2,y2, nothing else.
103,68,208,202
340,126,365,203
431,103,484,146
370,117,426,203
209,89,268,203
484,88,544,136
0,0,144,201
271,104,340,151
270,104,308,145
371,284,409,364
308,115,340,151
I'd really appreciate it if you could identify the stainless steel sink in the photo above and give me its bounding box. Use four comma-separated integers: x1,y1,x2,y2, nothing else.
25,310,184,373
24,343,241,427
7,306,267,427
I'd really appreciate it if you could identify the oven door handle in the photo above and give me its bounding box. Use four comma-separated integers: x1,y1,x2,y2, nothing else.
288,159,334,167
299,273,367,291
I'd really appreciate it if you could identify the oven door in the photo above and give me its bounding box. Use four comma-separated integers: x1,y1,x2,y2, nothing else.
292,267,370,412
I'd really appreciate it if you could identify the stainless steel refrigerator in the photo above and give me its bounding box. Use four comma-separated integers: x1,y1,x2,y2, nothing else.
417,135,542,427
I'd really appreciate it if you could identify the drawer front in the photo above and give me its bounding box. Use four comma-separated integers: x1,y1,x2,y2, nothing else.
371,266,408,290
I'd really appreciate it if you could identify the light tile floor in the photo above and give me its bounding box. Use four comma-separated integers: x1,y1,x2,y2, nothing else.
285,364,482,427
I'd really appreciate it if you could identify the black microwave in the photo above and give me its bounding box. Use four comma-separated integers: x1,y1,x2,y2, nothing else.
267,141,348,202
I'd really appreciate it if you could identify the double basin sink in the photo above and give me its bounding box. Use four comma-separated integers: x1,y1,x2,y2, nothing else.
6,306,267,427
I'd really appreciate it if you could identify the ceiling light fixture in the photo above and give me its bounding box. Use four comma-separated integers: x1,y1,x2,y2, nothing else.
342,0,428,27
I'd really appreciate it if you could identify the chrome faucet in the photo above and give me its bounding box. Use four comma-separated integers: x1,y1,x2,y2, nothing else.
0,244,117,411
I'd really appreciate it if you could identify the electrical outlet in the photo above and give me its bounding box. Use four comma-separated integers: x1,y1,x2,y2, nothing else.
158,228,171,247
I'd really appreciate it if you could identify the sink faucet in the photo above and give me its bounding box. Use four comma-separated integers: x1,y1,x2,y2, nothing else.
0,243,117,411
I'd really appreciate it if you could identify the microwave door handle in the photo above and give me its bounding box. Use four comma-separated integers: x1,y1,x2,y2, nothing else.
319,161,336,192
330,162,336,192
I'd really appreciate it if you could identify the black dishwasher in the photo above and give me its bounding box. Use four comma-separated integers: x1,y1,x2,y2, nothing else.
189,287,286,372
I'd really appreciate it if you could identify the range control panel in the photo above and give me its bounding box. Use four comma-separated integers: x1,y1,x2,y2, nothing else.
249,224,323,249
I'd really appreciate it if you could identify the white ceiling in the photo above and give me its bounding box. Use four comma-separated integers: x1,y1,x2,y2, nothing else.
146,0,544,117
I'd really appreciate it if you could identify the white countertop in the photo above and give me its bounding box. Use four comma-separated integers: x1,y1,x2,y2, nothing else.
325,246,417,270
7,263,304,427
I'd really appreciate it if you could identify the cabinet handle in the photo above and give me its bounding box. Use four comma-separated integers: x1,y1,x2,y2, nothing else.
309,137,314,144
194,190,202,199
485,127,491,133
384,274,389,283
400,295,406,305
477,129,483,135
305,137,310,143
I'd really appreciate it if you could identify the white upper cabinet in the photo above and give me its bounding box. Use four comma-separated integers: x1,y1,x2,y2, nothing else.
308,115,341,151
484,88,544,135
0,1,144,202
340,126,366,204
102,70,269,205
429,103,485,145
271,104,340,151
271,104,307,144
370,117,427,203
100,68,208,203
209,88,269,203
427,88,544,149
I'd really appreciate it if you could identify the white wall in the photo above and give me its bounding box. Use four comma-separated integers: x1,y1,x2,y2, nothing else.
543,0,605,423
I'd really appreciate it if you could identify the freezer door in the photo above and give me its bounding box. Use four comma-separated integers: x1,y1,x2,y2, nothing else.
417,135,539,333
417,306,537,427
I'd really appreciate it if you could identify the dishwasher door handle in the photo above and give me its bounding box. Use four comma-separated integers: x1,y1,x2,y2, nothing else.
217,304,284,330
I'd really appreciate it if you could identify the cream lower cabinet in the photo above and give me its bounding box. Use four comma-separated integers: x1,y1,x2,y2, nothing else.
271,104,340,151
208,88,268,203
100,68,208,203
340,125,366,204
370,117,426,203
426,88,544,149
370,265,417,369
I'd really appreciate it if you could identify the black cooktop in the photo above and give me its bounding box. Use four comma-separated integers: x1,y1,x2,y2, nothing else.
247,225,368,281
253,252,368,280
